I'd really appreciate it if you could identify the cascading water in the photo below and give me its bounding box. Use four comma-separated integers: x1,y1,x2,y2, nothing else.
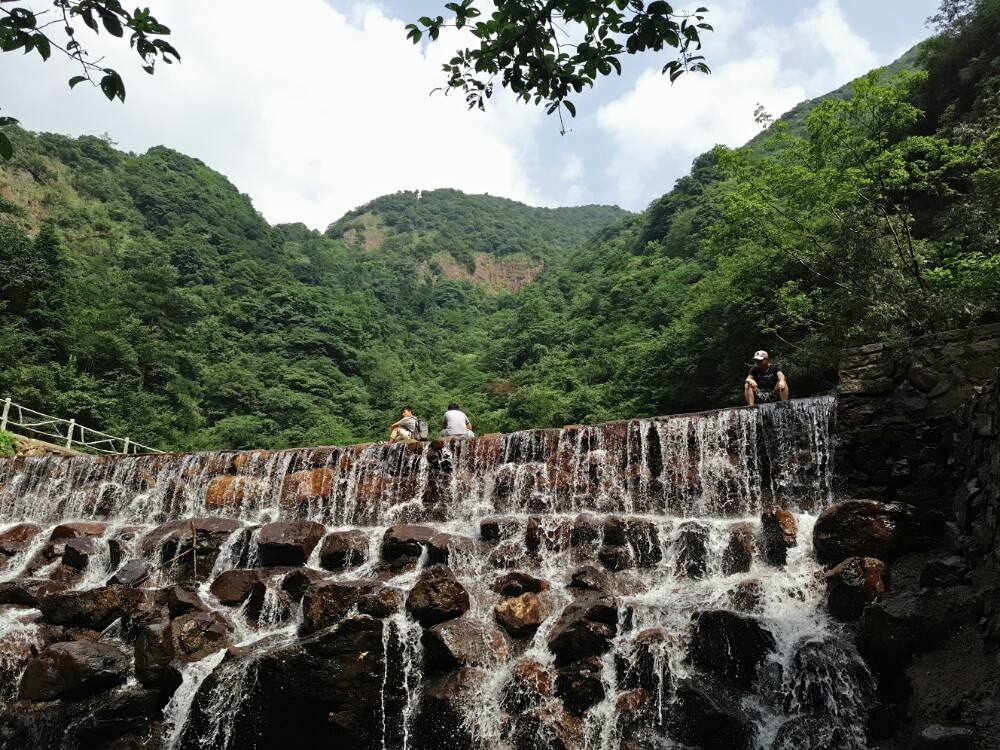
0,396,872,750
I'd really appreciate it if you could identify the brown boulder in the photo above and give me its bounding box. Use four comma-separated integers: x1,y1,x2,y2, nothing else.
503,658,554,712
19,641,129,701
318,529,369,570
492,571,549,596
480,516,518,542
0,523,42,555
760,507,798,566
406,565,470,627
39,585,148,630
280,468,335,507
571,514,601,546
726,579,764,613
300,579,398,634
280,567,327,601
825,557,887,620
547,594,618,665
62,536,104,571
689,610,775,687
422,619,509,673
204,474,264,510
555,656,605,716
210,568,267,606
512,704,582,750
381,524,436,560
107,559,149,587
526,515,573,553
0,579,66,607
141,518,241,581
568,564,611,593
256,521,326,567
812,499,939,565
495,592,548,638
50,522,107,540
616,627,672,693
598,544,634,571
722,522,754,576
165,584,210,618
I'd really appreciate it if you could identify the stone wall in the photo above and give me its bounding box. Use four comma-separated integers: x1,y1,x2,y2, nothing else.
836,322,1000,510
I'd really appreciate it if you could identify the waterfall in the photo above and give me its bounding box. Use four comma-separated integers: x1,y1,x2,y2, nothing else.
0,397,871,749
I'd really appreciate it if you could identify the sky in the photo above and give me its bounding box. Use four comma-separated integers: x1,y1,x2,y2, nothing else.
1,0,940,229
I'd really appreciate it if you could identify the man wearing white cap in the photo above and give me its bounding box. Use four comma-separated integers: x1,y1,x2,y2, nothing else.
744,350,789,405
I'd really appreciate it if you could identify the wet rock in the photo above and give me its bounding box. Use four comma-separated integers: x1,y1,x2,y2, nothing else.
571,514,601,546
487,538,529,568
857,587,983,667
555,655,605,716
40,585,148,630
602,516,662,567
568,564,612,593
526,515,573,553
914,723,974,750
382,524,437,559
108,559,149,587
825,557,887,620
616,627,671,692
411,668,487,750
480,516,518,542
318,529,369,570
759,508,797,566
170,611,232,660
603,515,630,546
0,522,42,555
62,536,105,571
252,615,389,747
785,636,873,716
668,675,755,750
598,544,635,571
689,610,776,686
547,594,618,665
771,717,850,750
422,619,509,673
492,570,549,596
141,518,241,582
722,522,754,575
919,557,970,588
503,658,554,712
406,565,470,627
134,621,181,691
280,567,327,602
19,641,129,701
0,579,66,607
812,499,939,565
280,467,335,507
357,585,402,619
427,531,478,565
300,579,382,634
675,521,709,579
164,584,210,618
256,521,326,567
51,522,108,540
512,704,582,750
204,474,264,510
495,592,548,638
210,568,268,606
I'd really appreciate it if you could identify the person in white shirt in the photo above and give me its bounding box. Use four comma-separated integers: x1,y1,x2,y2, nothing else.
440,402,474,438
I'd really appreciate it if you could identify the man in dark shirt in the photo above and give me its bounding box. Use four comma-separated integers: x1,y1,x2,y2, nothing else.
744,350,789,405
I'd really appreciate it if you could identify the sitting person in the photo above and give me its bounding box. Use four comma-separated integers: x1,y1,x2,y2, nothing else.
389,405,419,442
744,350,789,405
440,402,474,438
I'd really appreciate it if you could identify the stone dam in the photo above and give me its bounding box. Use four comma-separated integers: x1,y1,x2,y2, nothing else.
0,326,997,750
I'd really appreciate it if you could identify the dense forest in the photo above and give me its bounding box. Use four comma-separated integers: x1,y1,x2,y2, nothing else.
1,0,998,451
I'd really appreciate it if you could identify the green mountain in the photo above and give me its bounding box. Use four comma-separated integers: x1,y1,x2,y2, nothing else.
1,0,997,451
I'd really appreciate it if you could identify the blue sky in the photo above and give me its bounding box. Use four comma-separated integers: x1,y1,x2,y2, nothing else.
1,0,939,227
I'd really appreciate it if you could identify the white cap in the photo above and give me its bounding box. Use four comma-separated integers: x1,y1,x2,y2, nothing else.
753,350,769,361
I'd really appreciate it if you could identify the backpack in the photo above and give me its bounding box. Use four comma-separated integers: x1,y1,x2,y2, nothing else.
417,419,429,441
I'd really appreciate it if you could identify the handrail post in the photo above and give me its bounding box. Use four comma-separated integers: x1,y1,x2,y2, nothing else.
123,437,131,454
0,398,9,432
65,418,76,449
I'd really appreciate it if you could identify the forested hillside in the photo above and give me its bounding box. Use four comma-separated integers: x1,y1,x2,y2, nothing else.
1,0,997,451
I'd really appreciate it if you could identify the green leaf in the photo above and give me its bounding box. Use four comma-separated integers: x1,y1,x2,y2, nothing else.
563,100,576,117
68,75,88,89
102,13,124,37
0,132,12,161
32,33,51,60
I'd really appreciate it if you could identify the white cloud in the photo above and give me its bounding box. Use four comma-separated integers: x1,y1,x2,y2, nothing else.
0,0,545,228
595,0,880,208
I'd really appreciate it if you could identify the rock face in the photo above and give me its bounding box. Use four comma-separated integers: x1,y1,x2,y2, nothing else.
759,507,797,565
422,619,508,673
668,676,755,750
689,610,775,686
406,565,470,627
318,529,369,570
825,556,887,620
495,592,548,638
0,522,42,555
813,499,937,565
39,585,148,629
547,595,618,665
675,521,709,579
300,579,397,634
256,521,326,566
19,641,129,701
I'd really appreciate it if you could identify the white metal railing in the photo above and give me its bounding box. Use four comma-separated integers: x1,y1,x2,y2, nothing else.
0,397,162,455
